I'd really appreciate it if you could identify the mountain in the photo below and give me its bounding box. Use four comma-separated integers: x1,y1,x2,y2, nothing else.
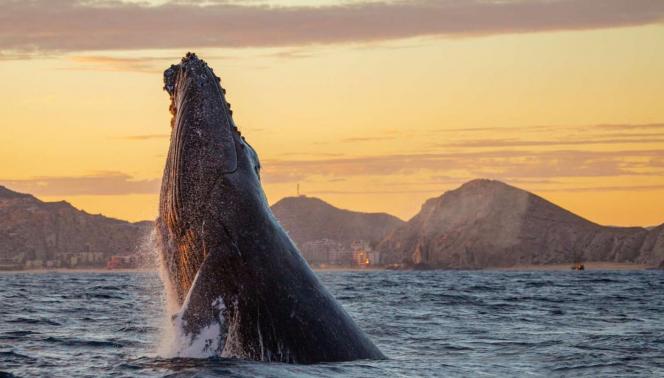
0,189,405,270
0,186,152,269
2,182,662,270
377,179,664,269
271,196,404,246
639,224,664,268
271,196,404,265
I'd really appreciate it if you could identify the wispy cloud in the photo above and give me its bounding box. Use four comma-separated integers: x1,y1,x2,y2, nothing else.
262,148,664,181
340,136,397,143
437,137,664,149
4,121,664,197
118,134,170,141
423,123,664,135
254,121,664,195
0,172,160,196
540,184,664,193
260,48,317,60
596,123,664,130
1,0,663,57
261,171,309,184
2,148,663,197
65,51,251,72
67,55,172,73
278,152,345,158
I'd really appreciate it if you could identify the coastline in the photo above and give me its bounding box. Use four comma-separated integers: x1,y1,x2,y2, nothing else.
486,262,657,271
0,268,157,274
0,267,385,273
0,262,658,273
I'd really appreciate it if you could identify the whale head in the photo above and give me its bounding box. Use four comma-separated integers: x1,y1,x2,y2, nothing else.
158,53,262,304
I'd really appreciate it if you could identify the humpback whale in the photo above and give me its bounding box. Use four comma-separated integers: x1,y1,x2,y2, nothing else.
156,53,385,363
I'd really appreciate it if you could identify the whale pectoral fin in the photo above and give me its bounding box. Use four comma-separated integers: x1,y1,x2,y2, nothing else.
174,248,229,357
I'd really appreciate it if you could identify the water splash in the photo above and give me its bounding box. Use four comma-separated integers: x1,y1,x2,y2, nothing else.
167,290,226,358
140,225,225,358
133,226,178,357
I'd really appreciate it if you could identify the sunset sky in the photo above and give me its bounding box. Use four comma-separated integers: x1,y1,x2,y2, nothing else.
1,0,663,226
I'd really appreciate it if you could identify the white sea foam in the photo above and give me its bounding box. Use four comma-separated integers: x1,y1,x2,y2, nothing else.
132,227,177,357
142,226,180,357
133,225,180,357
162,284,226,358
169,304,224,358
148,226,227,358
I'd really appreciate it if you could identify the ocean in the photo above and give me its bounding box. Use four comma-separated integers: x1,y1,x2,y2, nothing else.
1,270,663,377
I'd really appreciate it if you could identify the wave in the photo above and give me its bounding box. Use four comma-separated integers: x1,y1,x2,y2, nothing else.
6,317,61,326
43,336,125,348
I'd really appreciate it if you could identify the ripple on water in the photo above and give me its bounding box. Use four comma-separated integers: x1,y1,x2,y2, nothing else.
0,270,663,377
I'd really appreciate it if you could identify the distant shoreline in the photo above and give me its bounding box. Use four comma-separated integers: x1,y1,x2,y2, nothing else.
0,268,157,274
0,262,658,273
485,262,657,271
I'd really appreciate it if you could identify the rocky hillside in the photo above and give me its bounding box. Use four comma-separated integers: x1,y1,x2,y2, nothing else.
0,186,152,269
377,180,664,268
639,224,664,268
3,182,662,270
271,196,404,247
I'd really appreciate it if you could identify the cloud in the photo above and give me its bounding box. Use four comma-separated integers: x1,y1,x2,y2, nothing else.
67,55,171,73
118,134,171,141
437,137,664,149
340,136,397,143
2,149,663,197
305,188,447,195
66,52,247,72
261,148,664,182
540,184,664,192
2,121,663,197
277,152,345,158
0,172,160,196
264,122,664,193
260,170,309,184
596,123,664,130
1,0,663,56
425,123,664,135
260,48,317,60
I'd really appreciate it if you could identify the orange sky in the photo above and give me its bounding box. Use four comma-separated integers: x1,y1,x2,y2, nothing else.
1,1,664,226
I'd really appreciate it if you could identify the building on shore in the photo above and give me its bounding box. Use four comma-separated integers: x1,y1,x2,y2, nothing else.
0,256,23,270
106,255,140,269
300,239,381,267
1,251,111,270
300,239,345,266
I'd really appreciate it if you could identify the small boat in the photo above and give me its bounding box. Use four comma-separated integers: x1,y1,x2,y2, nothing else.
571,250,585,270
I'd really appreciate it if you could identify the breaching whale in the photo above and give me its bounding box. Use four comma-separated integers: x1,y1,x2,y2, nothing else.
156,53,385,363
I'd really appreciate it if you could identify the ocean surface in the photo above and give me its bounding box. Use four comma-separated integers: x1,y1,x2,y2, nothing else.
1,270,663,377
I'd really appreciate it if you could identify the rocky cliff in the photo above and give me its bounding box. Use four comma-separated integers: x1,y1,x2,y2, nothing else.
0,186,152,269
639,224,664,267
377,180,664,268
271,196,404,247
